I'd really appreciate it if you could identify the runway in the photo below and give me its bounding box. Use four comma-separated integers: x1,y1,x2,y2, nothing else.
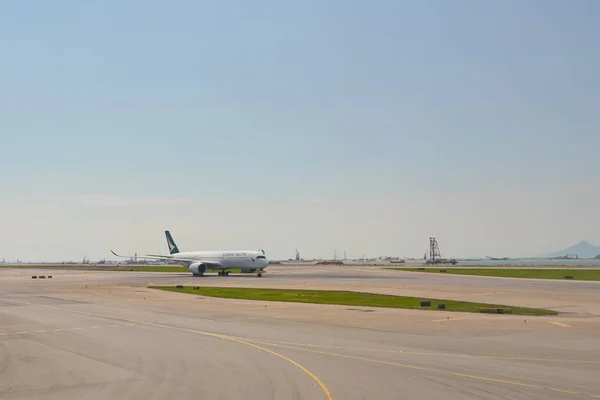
1,264,599,399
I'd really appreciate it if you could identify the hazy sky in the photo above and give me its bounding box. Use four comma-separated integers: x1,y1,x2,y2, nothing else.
1,0,599,261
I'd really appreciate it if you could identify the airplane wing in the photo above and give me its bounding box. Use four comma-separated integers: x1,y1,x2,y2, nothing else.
110,250,223,268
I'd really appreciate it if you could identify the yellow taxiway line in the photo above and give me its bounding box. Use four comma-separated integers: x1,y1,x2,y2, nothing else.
548,321,572,328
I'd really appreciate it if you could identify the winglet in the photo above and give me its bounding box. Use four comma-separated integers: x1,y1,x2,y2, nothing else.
111,250,126,258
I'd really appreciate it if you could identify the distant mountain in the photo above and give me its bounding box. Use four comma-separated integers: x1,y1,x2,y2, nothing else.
546,241,600,259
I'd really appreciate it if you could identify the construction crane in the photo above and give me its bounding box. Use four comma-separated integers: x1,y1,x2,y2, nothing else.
429,237,441,263
425,237,457,265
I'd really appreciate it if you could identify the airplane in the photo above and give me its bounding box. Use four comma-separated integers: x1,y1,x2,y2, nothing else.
111,230,269,277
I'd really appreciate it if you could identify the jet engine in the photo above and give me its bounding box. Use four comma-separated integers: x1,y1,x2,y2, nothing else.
189,262,207,276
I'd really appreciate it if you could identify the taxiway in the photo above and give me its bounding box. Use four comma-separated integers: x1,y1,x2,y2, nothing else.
1,264,599,399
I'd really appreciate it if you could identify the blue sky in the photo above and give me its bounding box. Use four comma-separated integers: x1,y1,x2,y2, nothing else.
1,0,599,261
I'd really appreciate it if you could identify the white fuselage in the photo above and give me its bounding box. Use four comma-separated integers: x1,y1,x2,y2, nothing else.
174,250,269,271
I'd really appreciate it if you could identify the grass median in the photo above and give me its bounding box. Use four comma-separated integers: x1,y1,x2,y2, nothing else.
387,268,600,281
151,286,556,316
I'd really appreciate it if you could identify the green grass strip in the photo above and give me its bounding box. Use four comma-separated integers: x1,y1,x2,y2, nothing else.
387,268,600,281
151,286,556,316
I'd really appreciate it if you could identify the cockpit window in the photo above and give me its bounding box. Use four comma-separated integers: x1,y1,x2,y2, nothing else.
257,255,266,259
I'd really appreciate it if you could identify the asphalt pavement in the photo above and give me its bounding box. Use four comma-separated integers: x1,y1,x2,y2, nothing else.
1,265,598,399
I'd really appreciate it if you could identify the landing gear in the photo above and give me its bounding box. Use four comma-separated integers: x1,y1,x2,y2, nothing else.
257,272,262,277
218,270,230,276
